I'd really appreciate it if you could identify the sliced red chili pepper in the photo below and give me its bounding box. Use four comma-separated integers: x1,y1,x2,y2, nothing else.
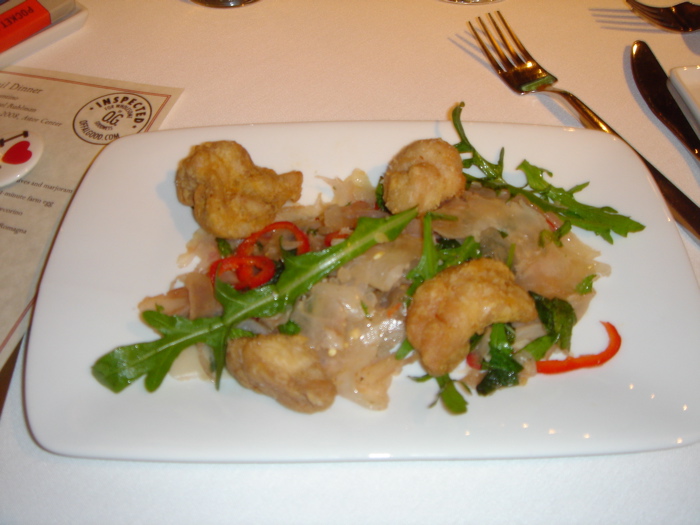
536,321,621,374
544,214,560,231
208,255,276,290
466,352,482,370
236,257,277,289
236,221,310,257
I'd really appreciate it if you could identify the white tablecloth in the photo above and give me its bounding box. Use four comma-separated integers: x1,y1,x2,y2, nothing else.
2,0,699,523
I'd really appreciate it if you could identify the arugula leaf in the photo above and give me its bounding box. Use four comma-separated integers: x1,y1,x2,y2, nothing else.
450,103,645,243
539,220,572,248
437,236,481,272
406,213,439,296
92,207,418,393
406,213,481,296
92,313,227,393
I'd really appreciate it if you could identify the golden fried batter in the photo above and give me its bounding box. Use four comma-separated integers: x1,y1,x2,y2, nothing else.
226,334,336,414
175,141,302,239
382,138,464,214
406,258,537,377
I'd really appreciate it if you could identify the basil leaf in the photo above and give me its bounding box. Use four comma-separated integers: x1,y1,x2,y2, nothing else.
530,292,577,351
476,324,523,396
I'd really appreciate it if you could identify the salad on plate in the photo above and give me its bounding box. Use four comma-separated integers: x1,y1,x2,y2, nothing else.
91,104,644,415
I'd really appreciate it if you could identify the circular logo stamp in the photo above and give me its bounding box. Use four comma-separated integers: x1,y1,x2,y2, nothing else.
73,93,153,145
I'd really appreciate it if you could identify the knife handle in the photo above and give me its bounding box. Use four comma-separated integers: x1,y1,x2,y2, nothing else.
544,86,700,240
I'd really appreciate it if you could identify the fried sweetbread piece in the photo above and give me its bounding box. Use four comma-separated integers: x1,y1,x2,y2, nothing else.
175,141,302,239
226,334,336,414
406,258,537,377
382,138,464,214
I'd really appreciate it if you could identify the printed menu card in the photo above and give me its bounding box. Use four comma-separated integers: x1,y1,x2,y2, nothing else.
0,66,182,372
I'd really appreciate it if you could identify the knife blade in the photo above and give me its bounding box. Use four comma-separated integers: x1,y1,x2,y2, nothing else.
631,40,700,161
0,343,20,420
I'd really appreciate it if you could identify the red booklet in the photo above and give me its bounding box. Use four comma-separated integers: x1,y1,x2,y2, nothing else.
0,0,75,54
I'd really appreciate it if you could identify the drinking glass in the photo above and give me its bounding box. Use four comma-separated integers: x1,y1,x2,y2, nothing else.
191,0,260,6
441,0,504,4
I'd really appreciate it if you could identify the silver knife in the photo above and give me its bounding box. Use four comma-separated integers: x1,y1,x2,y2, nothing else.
626,41,700,239
0,343,20,419
631,40,700,161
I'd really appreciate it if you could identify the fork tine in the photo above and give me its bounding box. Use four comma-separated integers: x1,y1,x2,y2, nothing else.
626,0,668,23
469,11,559,94
633,10,669,26
482,11,525,66
629,3,665,20
627,0,658,14
493,12,536,65
468,20,507,75
471,11,535,76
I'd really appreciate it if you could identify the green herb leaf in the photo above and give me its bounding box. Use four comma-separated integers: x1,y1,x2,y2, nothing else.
476,351,523,396
437,235,481,271
411,373,468,414
450,103,645,244
216,238,233,257
395,339,414,360
92,207,418,393
375,178,388,212
278,320,301,335
519,334,557,361
575,274,596,295
539,220,572,248
530,292,577,351
435,374,468,414
477,325,523,397
406,213,481,296
406,213,439,296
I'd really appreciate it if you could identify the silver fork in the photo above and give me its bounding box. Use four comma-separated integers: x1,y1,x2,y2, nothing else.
469,11,700,240
626,0,700,32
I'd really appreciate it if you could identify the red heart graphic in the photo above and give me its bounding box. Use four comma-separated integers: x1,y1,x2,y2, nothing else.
2,140,33,165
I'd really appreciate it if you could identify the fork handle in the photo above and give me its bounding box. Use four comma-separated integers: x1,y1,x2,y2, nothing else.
544,86,700,240
544,87,618,134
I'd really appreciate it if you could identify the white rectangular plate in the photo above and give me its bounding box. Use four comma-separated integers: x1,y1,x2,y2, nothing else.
670,65,700,138
26,121,700,462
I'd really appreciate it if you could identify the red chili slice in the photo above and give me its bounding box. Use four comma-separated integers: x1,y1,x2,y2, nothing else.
466,352,482,370
536,321,621,374
236,221,310,257
208,255,276,290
